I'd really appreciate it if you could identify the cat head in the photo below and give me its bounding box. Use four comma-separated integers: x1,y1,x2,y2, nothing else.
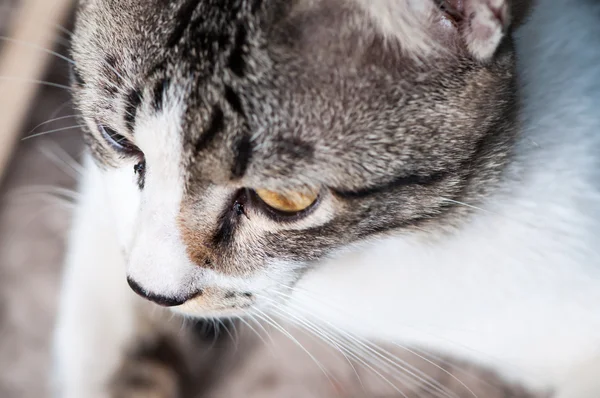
71,0,530,315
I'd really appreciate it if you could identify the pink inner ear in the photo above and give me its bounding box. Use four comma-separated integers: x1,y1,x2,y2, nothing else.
434,0,511,61
464,0,511,61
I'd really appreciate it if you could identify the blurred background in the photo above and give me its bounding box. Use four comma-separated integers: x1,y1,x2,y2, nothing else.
0,1,545,397
0,1,81,397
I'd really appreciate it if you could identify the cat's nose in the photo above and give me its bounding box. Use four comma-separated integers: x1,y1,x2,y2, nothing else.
126,277,200,307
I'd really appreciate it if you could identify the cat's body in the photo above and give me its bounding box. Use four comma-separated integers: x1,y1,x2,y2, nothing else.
54,0,600,397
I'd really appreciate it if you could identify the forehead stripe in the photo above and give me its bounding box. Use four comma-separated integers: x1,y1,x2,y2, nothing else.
124,88,143,132
195,105,225,153
152,78,170,112
224,85,246,118
333,171,449,200
251,0,263,13
227,23,248,77
167,0,202,48
231,133,253,179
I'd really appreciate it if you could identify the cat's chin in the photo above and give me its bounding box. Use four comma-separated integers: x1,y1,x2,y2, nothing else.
170,306,249,319
167,294,259,319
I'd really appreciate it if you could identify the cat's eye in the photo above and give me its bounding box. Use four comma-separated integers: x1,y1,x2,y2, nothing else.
254,188,319,217
98,124,140,154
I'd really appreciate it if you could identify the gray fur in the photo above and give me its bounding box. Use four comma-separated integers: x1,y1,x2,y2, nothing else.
71,0,526,278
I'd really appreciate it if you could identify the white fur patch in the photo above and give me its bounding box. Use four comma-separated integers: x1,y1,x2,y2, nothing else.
351,0,442,56
123,89,202,298
53,156,139,398
463,0,510,60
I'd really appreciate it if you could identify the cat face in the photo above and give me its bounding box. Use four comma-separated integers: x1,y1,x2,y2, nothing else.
71,0,527,316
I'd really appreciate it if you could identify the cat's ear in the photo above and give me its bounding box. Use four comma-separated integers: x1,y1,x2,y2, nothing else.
458,0,512,61
457,0,534,60
355,0,533,62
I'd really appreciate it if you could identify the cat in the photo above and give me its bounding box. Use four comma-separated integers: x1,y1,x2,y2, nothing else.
52,0,600,397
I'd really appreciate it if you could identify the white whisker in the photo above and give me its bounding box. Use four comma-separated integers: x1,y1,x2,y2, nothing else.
229,317,240,343
270,285,477,398
409,347,495,389
209,318,221,349
252,307,339,390
4,202,73,251
265,301,364,381
7,185,80,202
263,304,369,396
390,343,481,397
0,36,76,64
264,301,414,398
27,114,78,135
440,197,493,214
22,125,84,141
217,318,238,351
0,76,72,91
237,312,271,349
36,141,83,180
266,293,457,398
0,35,138,98
189,318,221,353
244,311,277,348
54,24,74,39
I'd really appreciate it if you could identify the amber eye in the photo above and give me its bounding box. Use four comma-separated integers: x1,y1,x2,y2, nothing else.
254,189,319,214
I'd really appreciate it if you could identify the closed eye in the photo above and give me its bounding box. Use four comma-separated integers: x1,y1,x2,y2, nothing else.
98,124,140,155
251,188,320,222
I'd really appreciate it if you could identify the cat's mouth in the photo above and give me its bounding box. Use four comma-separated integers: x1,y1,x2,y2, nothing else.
127,277,202,307
175,289,256,314
127,276,259,315
173,301,255,318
